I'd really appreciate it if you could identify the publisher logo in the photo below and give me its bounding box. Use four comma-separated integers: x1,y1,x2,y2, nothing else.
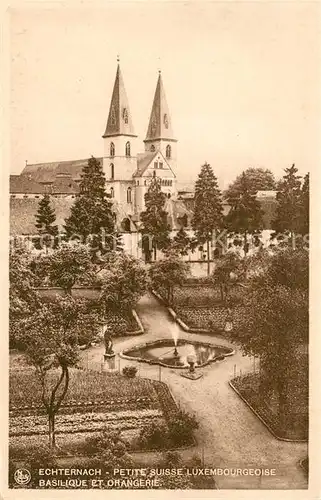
14,468,31,485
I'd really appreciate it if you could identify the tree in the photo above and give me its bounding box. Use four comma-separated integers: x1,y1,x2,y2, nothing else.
32,243,94,294
171,226,191,256
64,156,120,258
272,164,303,246
15,295,101,448
98,252,148,313
299,172,309,236
140,178,171,260
231,249,308,430
211,251,244,303
225,172,264,254
225,167,276,199
149,253,190,305
191,163,224,275
34,194,59,251
9,246,40,347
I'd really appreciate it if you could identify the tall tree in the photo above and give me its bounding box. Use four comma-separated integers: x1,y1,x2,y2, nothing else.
299,172,309,236
34,194,58,251
231,249,308,431
140,178,171,260
225,167,276,199
225,172,264,254
15,295,101,448
64,156,120,258
272,164,303,247
171,226,191,256
191,163,224,275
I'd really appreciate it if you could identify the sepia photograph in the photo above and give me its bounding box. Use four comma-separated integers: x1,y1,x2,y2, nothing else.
5,0,318,494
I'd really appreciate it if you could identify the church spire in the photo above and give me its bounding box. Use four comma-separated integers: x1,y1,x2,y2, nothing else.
144,71,175,142
103,61,136,138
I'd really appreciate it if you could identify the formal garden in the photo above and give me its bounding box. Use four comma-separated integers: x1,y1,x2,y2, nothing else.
8,159,309,489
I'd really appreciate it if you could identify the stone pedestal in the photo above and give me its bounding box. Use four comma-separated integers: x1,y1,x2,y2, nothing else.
103,353,117,371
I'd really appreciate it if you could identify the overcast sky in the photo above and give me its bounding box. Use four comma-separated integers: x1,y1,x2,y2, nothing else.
9,1,320,189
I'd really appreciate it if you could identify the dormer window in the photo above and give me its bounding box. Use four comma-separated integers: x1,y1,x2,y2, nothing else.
123,108,128,124
164,114,169,129
110,142,115,157
125,141,131,157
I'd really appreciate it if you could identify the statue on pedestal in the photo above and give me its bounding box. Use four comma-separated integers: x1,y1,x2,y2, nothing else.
104,329,114,356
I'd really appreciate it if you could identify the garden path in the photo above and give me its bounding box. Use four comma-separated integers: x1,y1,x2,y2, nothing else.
81,293,308,490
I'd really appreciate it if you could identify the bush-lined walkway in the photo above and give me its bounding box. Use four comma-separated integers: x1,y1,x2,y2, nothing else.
80,293,307,490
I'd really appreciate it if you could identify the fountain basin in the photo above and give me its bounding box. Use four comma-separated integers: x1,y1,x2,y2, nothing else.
120,339,234,369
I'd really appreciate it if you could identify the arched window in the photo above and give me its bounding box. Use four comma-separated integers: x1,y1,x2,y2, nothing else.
110,163,114,180
136,180,139,186
125,141,131,157
127,187,132,203
110,187,114,198
144,180,147,186
150,145,155,152
110,142,115,157
166,144,171,159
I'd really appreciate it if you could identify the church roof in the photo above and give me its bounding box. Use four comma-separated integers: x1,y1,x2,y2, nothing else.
144,72,175,142
21,158,102,184
133,151,158,177
102,64,136,138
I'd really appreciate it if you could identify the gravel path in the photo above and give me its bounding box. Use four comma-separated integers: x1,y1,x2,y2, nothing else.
80,293,308,490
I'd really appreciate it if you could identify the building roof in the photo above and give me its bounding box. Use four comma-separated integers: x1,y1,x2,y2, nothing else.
144,72,175,142
21,158,102,184
10,175,46,194
133,151,158,177
102,64,136,138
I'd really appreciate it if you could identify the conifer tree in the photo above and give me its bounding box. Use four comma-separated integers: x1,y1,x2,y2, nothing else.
191,163,223,275
140,177,171,260
272,164,303,246
225,171,264,254
34,194,58,251
299,172,309,236
64,156,121,258
171,226,191,256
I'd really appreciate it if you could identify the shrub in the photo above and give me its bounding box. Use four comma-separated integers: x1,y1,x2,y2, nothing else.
167,410,198,446
122,365,138,378
161,451,182,468
140,421,169,450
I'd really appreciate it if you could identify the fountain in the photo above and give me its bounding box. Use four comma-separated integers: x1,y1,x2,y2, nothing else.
120,339,234,370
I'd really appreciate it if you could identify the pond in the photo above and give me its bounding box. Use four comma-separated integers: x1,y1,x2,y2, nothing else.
121,339,234,368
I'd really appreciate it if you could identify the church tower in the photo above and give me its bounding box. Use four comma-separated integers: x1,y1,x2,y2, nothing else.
102,61,138,187
144,71,177,173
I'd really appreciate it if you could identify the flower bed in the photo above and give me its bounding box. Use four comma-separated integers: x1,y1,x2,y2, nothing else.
231,373,308,441
9,367,159,410
175,305,246,333
10,409,163,437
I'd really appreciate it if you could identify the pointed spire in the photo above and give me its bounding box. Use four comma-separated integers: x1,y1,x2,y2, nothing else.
145,71,175,141
103,62,136,138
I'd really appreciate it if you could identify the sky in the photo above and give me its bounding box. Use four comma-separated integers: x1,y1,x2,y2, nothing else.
9,1,321,189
